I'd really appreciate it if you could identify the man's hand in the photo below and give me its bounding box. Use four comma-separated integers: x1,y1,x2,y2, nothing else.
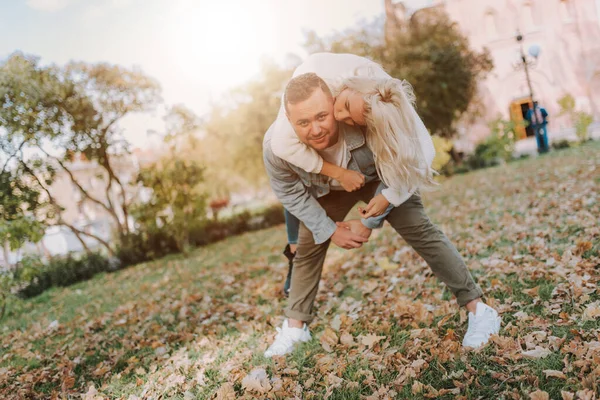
358,194,390,219
337,169,365,192
330,225,368,249
336,220,372,240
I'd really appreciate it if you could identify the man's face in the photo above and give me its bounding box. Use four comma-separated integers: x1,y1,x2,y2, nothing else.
286,88,339,151
334,89,366,126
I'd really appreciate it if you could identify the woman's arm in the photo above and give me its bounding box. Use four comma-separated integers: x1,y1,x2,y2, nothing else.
271,108,365,191
320,161,364,192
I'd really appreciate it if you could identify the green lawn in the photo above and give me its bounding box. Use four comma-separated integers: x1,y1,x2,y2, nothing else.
1,141,599,399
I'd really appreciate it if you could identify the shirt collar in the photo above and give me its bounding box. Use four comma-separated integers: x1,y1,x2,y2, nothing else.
339,123,365,150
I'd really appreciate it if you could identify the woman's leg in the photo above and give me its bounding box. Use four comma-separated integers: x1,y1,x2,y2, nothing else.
283,208,300,295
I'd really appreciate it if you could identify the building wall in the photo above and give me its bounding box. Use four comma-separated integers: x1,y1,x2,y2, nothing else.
388,0,600,144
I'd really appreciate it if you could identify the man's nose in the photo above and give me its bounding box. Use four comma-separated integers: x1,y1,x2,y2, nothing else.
312,121,322,134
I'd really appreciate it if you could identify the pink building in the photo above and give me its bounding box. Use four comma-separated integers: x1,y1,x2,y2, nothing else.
386,0,600,145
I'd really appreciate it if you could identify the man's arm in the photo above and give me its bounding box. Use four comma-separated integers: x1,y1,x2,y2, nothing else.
264,133,367,248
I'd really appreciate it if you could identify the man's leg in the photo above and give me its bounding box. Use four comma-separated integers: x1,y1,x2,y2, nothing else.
542,125,550,153
381,193,500,348
536,127,544,154
265,190,361,357
383,192,483,305
286,190,361,324
282,208,300,296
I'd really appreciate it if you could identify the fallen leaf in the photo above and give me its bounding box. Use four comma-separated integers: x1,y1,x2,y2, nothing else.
412,381,424,394
561,391,574,400
522,286,540,297
241,368,271,393
82,385,99,400
340,331,355,346
529,389,549,400
47,320,59,331
304,377,315,389
320,328,339,352
361,334,386,347
522,346,552,359
282,368,299,376
215,382,236,400
61,375,75,391
582,301,600,321
543,369,566,379
376,257,399,271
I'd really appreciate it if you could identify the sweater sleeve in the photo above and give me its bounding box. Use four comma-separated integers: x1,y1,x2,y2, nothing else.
270,53,389,175
270,105,324,174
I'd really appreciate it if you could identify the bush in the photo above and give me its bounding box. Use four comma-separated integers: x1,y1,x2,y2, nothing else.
117,203,285,267
558,93,594,142
12,253,113,299
11,203,287,298
551,139,573,150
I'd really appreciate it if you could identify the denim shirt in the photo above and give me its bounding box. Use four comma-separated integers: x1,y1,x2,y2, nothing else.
263,122,390,244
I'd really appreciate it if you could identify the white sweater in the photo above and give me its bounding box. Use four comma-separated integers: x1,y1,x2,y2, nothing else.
271,52,436,207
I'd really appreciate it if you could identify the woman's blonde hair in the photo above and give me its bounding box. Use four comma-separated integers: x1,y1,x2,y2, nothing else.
339,76,437,194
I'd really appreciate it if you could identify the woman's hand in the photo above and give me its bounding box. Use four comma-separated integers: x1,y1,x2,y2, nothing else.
338,169,365,192
358,194,390,218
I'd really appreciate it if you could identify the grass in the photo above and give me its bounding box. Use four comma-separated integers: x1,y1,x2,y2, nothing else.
1,140,599,399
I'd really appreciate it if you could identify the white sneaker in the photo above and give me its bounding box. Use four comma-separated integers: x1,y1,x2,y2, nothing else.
462,302,501,349
264,319,311,357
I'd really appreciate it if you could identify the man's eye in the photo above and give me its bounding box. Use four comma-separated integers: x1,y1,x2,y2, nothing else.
299,122,308,127
318,115,326,121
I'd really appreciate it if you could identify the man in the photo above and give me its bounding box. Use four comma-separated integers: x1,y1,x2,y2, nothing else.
525,102,549,154
263,54,500,357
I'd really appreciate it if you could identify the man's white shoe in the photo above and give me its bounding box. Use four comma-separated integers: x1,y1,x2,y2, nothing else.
264,319,311,357
462,302,501,349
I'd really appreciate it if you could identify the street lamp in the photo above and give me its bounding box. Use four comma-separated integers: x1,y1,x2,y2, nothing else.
514,30,547,152
515,31,541,103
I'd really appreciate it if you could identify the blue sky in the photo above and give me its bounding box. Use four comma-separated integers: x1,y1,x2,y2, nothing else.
1,0,431,147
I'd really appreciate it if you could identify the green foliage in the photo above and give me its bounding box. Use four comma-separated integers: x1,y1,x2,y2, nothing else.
0,169,48,254
198,60,294,192
11,253,113,299
551,139,574,150
134,157,207,253
431,136,453,172
557,93,593,142
0,52,162,251
557,93,576,115
574,111,593,142
304,9,493,138
118,204,285,268
471,118,517,165
441,117,519,176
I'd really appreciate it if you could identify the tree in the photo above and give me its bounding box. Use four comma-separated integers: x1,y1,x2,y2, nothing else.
303,9,493,138
0,169,46,267
199,59,294,191
0,52,161,254
134,158,206,254
557,93,594,142
132,105,207,254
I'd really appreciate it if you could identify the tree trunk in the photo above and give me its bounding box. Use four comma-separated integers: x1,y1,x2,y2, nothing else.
2,241,12,270
449,146,463,164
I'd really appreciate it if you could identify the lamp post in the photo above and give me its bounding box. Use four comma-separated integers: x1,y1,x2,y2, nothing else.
514,30,547,153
